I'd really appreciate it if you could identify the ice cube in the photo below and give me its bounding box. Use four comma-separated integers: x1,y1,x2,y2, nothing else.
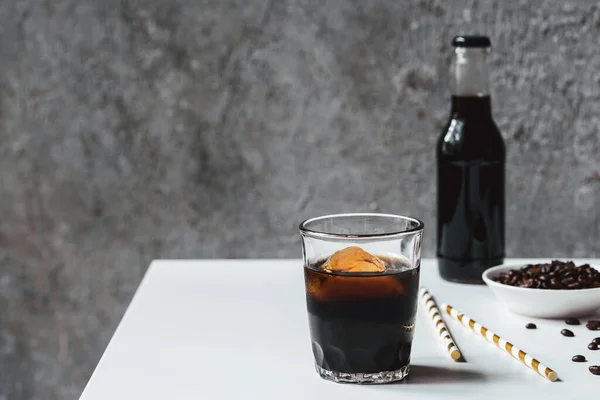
323,246,386,273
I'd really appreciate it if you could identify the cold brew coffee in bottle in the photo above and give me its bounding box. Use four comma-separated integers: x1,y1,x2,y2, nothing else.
437,36,505,283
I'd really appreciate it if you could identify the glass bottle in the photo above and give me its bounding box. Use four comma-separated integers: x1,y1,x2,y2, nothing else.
437,35,505,283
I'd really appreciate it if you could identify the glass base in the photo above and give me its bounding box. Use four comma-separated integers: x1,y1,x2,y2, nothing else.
315,363,410,384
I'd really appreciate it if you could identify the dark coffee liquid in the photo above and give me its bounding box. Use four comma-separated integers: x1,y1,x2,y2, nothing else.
304,256,419,374
437,95,505,283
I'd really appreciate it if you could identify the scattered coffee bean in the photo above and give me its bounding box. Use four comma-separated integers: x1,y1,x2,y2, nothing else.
492,260,600,290
572,355,586,362
590,365,600,376
587,322,600,331
589,320,600,324
593,337,600,345
525,323,537,329
565,318,580,325
589,343,599,350
561,329,574,337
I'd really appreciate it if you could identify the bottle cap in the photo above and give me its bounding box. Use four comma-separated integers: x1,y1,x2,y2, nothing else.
452,35,491,48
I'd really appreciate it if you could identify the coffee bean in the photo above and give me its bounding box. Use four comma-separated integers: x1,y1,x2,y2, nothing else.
561,329,574,337
564,270,576,278
525,323,537,329
572,355,586,362
589,343,599,350
590,365,600,376
593,337,600,345
587,322,600,331
565,318,580,325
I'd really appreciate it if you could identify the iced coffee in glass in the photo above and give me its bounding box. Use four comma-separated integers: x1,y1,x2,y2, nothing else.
299,213,423,384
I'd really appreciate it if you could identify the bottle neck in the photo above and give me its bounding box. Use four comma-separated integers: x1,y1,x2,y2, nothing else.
451,47,490,96
450,47,492,118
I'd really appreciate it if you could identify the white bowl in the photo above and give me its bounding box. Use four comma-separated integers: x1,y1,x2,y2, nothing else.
482,264,600,319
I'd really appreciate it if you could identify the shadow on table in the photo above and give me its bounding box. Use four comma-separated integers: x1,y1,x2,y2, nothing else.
403,365,486,384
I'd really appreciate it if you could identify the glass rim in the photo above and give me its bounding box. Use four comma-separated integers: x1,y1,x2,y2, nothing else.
298,213,424,240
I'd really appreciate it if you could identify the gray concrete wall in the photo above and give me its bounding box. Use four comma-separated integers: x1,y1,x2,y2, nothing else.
0,0,599,398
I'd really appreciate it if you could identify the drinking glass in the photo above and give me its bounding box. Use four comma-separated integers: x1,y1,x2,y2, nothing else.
299,213,424,384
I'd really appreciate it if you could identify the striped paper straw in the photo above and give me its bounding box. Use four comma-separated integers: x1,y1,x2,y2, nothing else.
420,288,462,361
442,303,558,382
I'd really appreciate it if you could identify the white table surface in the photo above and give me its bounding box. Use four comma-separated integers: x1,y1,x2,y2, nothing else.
80,259,600,399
